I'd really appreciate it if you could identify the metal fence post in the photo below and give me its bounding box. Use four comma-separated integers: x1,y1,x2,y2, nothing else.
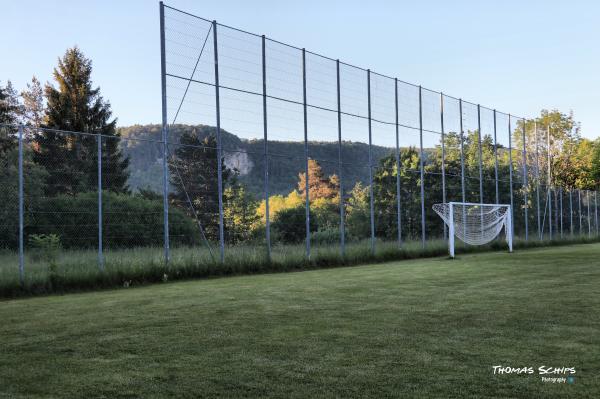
460,99,467,239
212,20,225,263
18,124,24,286
395,79,402,246
521,119,528,241
508,115,515,238
559,187,563,238
440,93,447,239
367,70,376,254
534,122,541,239
459,99,466,204
477,104,483,204
493,109,499,204
594,190,598,235
418,86,426,248
302,48,310,260
336,60,345,256
553,188,558,236
547,126,552,239
159,1,170,264
587,191,591,236
569,189,574,236
477,105,484,238
261,35,271,261
97,134,104,271
578,189,582,235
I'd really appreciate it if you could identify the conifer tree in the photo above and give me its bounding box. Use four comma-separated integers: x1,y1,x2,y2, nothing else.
21,76,44,128
0,81,22,125
34,47,129,195
0,81,22,153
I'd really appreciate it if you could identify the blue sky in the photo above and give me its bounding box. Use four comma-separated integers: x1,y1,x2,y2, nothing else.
3,0,598,139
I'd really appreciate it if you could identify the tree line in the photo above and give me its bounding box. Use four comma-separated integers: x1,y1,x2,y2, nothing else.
1,47,600,250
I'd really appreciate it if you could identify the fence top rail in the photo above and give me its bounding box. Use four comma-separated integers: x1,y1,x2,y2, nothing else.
162,2,531,121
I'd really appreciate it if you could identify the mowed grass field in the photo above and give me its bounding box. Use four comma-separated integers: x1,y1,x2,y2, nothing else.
1,244,599,398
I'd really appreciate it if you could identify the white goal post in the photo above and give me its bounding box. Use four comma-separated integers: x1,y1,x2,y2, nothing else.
433,202,513,258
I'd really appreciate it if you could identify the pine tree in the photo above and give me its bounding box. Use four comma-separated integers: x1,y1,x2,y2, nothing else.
0,85,10,126
21,76,45,128
0,81,23,153
34,47,129,195
0,81,22,125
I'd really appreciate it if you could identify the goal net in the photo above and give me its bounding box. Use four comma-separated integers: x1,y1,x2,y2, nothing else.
432,202,513,258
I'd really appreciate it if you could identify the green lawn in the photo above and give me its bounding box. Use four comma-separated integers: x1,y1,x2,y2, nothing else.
1,244,599,398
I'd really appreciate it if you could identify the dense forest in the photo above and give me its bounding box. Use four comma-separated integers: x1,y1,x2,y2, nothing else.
2,47,600,251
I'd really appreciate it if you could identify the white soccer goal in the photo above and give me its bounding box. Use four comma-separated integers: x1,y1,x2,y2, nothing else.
433,202,513,258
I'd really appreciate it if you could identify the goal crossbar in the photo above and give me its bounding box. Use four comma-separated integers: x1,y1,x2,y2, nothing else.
447,201,511,207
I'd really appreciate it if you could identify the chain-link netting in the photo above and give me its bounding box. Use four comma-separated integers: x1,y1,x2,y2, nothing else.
0,4,598,290
0,125,19,286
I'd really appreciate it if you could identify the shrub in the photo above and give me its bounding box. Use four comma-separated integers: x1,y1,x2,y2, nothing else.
28,191,197,249
311,228,341,246
28,234,61,263
312,201,340,231
272,206,317,244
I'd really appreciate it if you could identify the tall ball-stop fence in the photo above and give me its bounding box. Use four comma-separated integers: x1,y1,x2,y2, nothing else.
0,2,598,289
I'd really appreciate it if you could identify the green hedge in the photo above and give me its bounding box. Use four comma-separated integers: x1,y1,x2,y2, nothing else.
28,191,197,248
